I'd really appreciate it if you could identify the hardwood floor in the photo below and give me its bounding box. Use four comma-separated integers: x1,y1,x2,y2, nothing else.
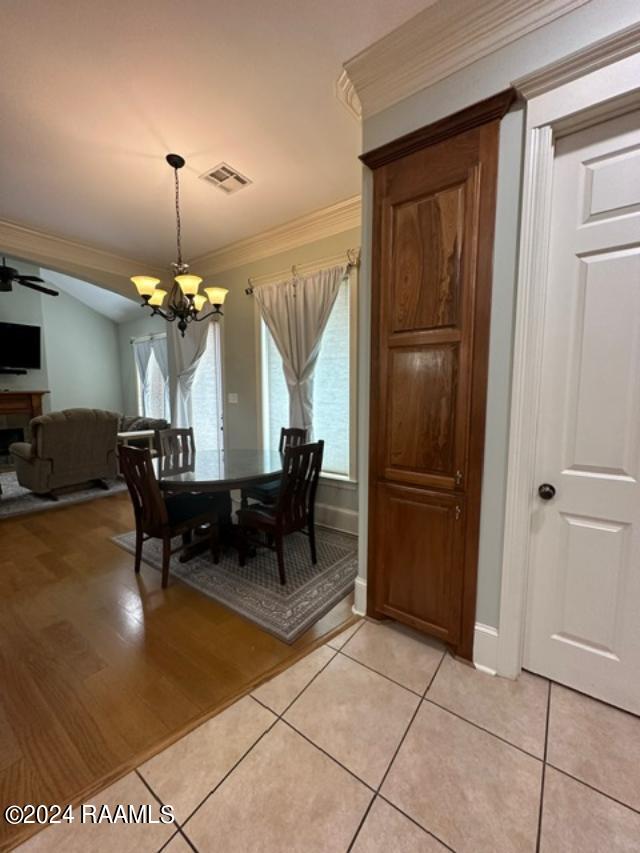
0,492,355,850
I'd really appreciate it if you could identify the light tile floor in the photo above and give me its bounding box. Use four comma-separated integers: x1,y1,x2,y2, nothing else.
17,619,640,853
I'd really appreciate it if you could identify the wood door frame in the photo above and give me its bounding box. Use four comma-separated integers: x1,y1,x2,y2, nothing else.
496,26,640,678
362,90,515,660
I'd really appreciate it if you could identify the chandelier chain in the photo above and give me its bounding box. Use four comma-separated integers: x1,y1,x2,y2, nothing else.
174,166,183,268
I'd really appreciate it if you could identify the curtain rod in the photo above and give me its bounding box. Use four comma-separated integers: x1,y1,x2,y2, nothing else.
244,247,360,296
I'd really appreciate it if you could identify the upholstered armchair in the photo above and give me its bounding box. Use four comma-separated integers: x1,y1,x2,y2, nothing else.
10,408,119,497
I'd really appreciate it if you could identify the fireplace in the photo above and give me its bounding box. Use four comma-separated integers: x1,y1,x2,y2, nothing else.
0,427,24,465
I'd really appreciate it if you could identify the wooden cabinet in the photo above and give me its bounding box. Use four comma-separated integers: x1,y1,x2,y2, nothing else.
362,91,514,659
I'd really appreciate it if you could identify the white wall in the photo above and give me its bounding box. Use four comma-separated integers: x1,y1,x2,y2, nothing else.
0,256,124,414
358,0,640,627
42,289,123,412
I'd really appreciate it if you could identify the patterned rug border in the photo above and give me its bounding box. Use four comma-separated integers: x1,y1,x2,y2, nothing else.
0,472,126,521
113,527,357,644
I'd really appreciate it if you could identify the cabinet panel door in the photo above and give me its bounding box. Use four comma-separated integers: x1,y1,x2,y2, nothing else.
377,166,479,493
375,483,465,644
365,92,511,658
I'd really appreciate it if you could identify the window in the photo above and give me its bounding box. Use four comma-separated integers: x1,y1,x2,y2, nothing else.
261,276,353,477
191,322,224,451
134,335,170,421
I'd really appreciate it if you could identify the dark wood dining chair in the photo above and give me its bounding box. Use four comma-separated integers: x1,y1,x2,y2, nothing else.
240,427,307,508
237,440,324,585
158,427,195,457
119,445,220,588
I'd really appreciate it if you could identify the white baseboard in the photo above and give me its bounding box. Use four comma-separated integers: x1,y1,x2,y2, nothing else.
315,502,358,535
473,623,499,676
342,575,500,672
353,576,367,615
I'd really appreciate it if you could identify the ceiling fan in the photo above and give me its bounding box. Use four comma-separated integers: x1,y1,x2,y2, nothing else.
0,257,59,296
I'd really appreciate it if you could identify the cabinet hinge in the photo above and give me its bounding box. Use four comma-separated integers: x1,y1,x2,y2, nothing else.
455,470,463,487
455,505,462,521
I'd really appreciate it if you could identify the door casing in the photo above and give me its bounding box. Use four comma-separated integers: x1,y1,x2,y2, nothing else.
497,33,640,679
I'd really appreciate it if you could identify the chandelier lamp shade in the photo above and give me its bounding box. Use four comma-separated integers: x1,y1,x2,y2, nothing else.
131,153,228,336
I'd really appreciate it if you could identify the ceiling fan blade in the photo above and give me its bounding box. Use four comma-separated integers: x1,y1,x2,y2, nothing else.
18,280,59,296
17,275,45,283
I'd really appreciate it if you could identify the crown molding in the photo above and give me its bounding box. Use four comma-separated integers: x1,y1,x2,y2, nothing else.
513,21,640,98
0,198,361,294
0,218,164,296
344,0,590,119
192,196,361,276
336,70,362,121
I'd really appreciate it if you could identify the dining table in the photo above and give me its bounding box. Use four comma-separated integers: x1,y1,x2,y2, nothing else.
153,448,284,560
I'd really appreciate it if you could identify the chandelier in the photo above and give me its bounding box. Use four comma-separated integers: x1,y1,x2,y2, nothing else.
131,154,228,336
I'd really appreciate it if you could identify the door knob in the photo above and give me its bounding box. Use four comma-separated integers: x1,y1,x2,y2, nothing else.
538,483,556,501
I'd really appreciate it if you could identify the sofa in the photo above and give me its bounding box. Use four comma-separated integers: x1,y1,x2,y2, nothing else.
10,408,119,497
118,415,169,453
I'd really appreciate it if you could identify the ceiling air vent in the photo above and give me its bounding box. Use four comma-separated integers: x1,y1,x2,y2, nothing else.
200,162,252,194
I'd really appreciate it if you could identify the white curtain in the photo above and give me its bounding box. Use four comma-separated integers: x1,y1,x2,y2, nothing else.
254,265,344,433
150,336,170,420
132,338,154,413
167,320,211,427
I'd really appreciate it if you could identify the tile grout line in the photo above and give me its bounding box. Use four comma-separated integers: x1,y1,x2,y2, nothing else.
346,650,452,853
139,629,639,853
178,714,280,832
134,769,198,853
546,763,640,817
280,716,378,793
278,620,366,717
336,641,547,764
337,647,426,697
535,680,552,853
169,623,367,835
423,695,545,762
376,793,457,853
541,674,640,723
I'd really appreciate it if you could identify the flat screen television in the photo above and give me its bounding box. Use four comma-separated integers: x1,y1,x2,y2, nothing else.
0,322,42,370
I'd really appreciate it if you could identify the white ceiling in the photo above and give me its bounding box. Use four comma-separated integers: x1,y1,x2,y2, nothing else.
41,269,140,323
1,0,430,267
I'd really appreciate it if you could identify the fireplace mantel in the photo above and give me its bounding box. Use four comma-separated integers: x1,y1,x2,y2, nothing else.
0,390,49,420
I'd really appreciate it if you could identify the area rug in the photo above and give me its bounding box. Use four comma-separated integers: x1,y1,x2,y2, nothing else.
0,472,126,520
113,527,358,643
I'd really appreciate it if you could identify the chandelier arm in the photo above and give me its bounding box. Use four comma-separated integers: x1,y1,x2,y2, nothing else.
148,306,176,322
192,308,223,322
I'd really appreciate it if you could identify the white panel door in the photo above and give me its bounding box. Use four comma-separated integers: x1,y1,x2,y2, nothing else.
525,109,640,714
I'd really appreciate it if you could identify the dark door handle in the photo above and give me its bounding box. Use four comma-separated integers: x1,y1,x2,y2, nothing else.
538,483,556,501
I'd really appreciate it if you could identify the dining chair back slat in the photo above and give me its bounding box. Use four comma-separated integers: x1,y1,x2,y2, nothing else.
158,427,195,457
119,445,168,534
278,427,307,453
276,440,324,533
